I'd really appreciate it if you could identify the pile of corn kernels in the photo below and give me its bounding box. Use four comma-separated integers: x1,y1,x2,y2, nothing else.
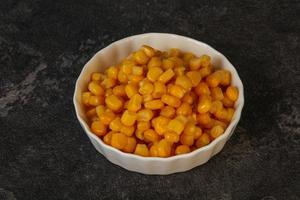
81,45,239,157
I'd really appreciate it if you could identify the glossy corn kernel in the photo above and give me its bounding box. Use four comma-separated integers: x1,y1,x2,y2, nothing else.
182,92,194,104
101,77,117,89
180,134,194,146
139,81,154,95
144,100,164,110
164,131,179,143
152,81,166,98
195,82,210,96
100,109,116,125
174,67,185,76
199,65,212,78
175,145,191,155
135,130,144,140
91,72,103,81
186,71,202,87
176,102,192,116
213,119,228,129
120,125,135,137
162,58,175,70
196,133,210,148
167,119,184,135
169,57,184,68
157,139,172,157
134,144,150,157
89,95,104,106
113,85,126,97
137,109,154,121
123,137,137,153
107,66,119,79
183,52,195,64
118,70,128,83
121,110,136,126
120,60,134,75
111,133,128,150
209,100,223,114
82,92,92,105
193,127,202,140
148,57,162,68
133,50,149,65
197,95,212,113
189,57,202,70
199,55,211,68
183,122,197,136
129,75,144,84
226,86,238,101
147,67,163,82
137,121,150,132
197,113,212,126
91,121,107,136
152,116,170,135
219,70,231,85
206,72,222,87
160,106,176,118
141,45,156,57
103,131,113,145
132,66,144,75
211,87,224,101
227,108,235,122
127,94,142,112
210,125,224,139
222,96,234,107
161,94,181,108
168,48,181,57
175,75,192,91
158,69,175,83
150,144,159,157
144,129,160,143
168,84,186,99
88,81,105,96
109,117,122,132
125,83,138,98
86,108,97,118
105,95,123,111
142,94,153,102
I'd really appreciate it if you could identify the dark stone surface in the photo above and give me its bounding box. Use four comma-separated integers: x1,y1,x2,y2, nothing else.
0,0,299,199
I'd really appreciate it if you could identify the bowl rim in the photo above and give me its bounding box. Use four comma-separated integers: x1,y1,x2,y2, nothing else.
73,32,244,161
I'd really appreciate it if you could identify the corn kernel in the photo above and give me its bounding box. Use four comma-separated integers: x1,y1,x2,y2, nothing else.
89,95,104,106
180,134,194,146
144,129,160,143
152,116,170,135
88,81,105,96
157,139,171,157
160,106,176,118
82,92,92,105
196,133,210,148
121,110,136,126
101,77,116,89
125,83,138,98
182,92,194,104
120,125,135,137
186,70,202,87
174,67,185,76
134,144,149,157
127,94,142,112
139,81,154,95
176,102,192,116
133,50,149,65
175,75,192,91
142,94,153,102
91,121,107,136
197,95,212,113
210,125,224,139
100,109,116,125
194,127,202,140
105,95,123,111
161,94,181,108
211,87,224,101
227,108,235,122
164,131,179,143
148,57,162,68
111,133,128,150
206,72,222,87
219,70,231,85
183,122,197,136
215,108,228,121
200,55,211,68
168,84,186,99
222,96,234,107
103,131,113,145
123,137,137,153
120,60,134,75
226,86,238,101
107,66,119,79
158,69,175,83
137,109,154,121
197,113,212,126
152,81,166,98
135,130,144,140
137,121,150,132
199,65,212,78
109,117,122,132
150,144,159,157
118,70,128,83
91,72,103,81
189,57,202,70
162,58,175,70
169,57,184,68
132,66,144,75
167,119,184,135
144,100,164,110
141,45,156,57
113,85,126,97
147,67,163,82
183,52,195,64
86,108,97,118
129,75,144,84
175,145,191,155
209,100,223,114
168,48,181,57
195,82,210,96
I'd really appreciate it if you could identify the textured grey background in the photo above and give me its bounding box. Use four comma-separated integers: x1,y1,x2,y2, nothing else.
0,0,299,200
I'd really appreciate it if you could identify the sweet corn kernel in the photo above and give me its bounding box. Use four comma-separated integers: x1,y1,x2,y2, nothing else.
199,66,212,78
183,122,197,136
86,108,97,119
113,85,126,97
82,92,92,105
176,102,192,116
137,121,150,132
180,134,194,146
111,133,128,150
148,57,162,68
209,100,223,114
161,94,181,108
162,59,175,70
215,108,228,121
141,45,156,57
189,57,202,70
168,84,186,99
169,57,184,68
91,72,103,81
144,100,164,110
120,125,135,137
157,139,172,157
197,95,212,113
167,119,184,135
222,96,234,107
121,110,136,126
168,48,181,57
89,95,104,106
211,87,224,101
100,109,116,125
88,81,105,96
134,144,149,157
183,52,195,64
107,66,119,79
175,75,192,91
147,67,163,82
219,70,231,85
129,75,144,84
175,145,191,155
150,144,159,157
144,129,160,143
103,131,113,145
101,77,117,89
91,121,107,136
137,109,154,121
196,133,210,148
143,94,153,102
123,137,137,153
152,81,166,98
186,71,202,87
125,83,138,98
226,86,238,101
109,117,122,132
105,95,123,111
132,66,144,75
213,119,228,129
197,113,212,126
135,130,144,140
195,82,210,96
199,55,211,68
120,60,134,75
158,69,175,83
164,131,179,143
206,72,222,87
227,108,235,122
133,50,149,65
182,92,194,104
118,70,128,83
152,116,170,135
193,127,202,140
210,125,224,139
160,106,176,118
174,67,185,76
127,94,142,112
139,81,154,95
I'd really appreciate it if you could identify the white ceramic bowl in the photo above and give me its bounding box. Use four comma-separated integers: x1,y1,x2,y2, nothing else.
73,33,244,175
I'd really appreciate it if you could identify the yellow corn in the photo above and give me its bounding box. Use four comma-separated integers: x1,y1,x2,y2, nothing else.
91,72,103,81
125,83,138,98
226,86,238,101
196,133,210,148
158,69,175,83
88,95,104,106
147,67,163,82
180,134,194,146
91,121,107,136
88,81,105,96
210,125,224,139
152,81,166,98
175,145,191,155
95,105,105,118
111,133,128,150
121,110,136,126
168,84,186,99
132,66,144,75
164,131,179,143
107,66,119,79
195,82,210,96
160,106,176,118
139,81,154,95
173,67,185,76
82,92,92,105
144,100,164,110
162,58,175,70
167,119,184,135
157,139,171,157
175,75,192,91
141,45,156,57
100,109,116,125
197,95,212,113
105,95,123,111
133,50,149,65
117,70,128,83
103,131,113,145
137,109,154,121
127,94,142,112
123,137,137,153
186,70,202,87
112,85,126,97
144,129,160,143
152,116,170,135
176,102,192,116
137,121,150,132
211,87,224,101
161,94,181,108
120,125,135,137
109,117,123,132
147,57,162,68
134,144,150,157
168,48,181,57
